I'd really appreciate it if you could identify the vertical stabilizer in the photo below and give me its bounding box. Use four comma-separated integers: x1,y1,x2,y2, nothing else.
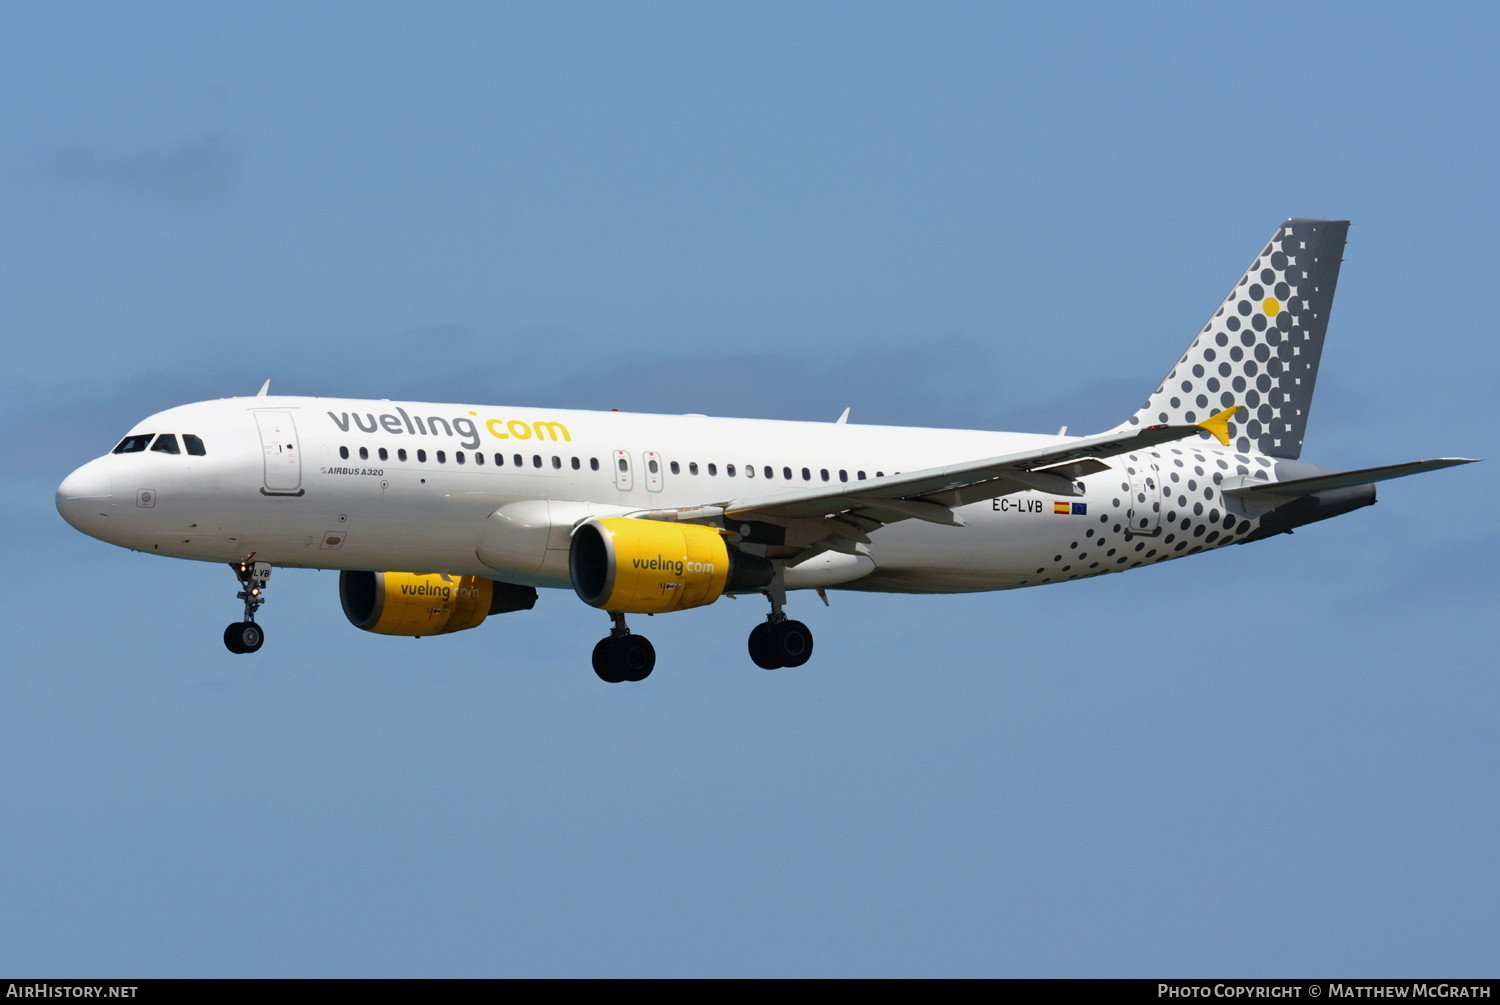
1119,218,1349,459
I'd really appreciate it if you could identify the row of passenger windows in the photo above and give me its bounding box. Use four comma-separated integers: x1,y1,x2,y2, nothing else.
667,461,885,482
113,433,207,456
336,445,886,482
338,445,601,471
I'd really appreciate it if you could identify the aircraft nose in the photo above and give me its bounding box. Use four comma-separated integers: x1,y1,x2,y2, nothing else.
56,461,113,536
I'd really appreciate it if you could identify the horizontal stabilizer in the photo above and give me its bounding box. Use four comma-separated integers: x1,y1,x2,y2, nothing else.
1223,458,1477,498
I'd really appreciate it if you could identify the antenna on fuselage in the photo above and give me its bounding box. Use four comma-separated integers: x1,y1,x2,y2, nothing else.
256,380,270,397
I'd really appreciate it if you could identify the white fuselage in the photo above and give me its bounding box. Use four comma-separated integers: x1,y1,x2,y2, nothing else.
56,394,1277,596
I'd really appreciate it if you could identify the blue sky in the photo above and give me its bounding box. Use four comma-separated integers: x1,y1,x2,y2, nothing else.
3,2,1496,977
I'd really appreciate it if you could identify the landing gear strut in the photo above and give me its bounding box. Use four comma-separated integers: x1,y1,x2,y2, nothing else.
224,559,271,654
592,611,655,683
747,590,813,669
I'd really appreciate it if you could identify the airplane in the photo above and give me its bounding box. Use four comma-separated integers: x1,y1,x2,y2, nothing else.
55,219,1475,682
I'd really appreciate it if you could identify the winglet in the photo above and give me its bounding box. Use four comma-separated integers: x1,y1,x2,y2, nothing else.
256,379,271,397
1197,405,1240,446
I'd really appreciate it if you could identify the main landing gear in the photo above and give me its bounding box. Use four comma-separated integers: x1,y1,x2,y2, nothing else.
224,559,271,654
589,594,816,683
592,611,656,683
747,591,814,669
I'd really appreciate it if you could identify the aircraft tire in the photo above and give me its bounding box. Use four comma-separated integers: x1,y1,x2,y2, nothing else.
748,622,783,669
771,620,813,668
592,638,626,683
617,635,655,682
224,621,263,654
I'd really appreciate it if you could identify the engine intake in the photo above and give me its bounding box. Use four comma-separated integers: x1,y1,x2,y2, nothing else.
339,571,537,636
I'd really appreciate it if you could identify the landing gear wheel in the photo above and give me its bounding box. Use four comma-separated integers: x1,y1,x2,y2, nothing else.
223,621,264,654
616,635,655,682
770,620,813,668
592,638,625,683
748,622,783,669
592,635,656,683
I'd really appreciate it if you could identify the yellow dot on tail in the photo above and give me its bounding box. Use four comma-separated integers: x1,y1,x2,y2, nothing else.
1263,297,1281,316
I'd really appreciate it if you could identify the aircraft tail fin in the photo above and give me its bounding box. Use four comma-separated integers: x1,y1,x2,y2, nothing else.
1118,218,1349,459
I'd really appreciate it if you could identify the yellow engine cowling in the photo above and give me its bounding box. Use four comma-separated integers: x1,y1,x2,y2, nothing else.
339,571,537,637
569,517,739,614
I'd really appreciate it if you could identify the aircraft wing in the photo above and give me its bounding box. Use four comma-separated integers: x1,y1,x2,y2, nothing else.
637,409,1242,557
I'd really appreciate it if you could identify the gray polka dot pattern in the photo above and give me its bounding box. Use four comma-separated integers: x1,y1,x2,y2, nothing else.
1120,218,1348,459
1010,448,1274,588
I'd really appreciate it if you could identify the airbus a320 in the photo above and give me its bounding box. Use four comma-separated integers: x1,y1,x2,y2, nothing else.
56,219,1474,682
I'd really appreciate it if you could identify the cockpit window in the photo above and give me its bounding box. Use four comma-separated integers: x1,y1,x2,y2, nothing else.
150,434,181,454
184,434,206,456
112,434,155,454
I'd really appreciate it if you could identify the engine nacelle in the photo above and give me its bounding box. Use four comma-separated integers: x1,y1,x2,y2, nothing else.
339,571,537,637
570,517,771,614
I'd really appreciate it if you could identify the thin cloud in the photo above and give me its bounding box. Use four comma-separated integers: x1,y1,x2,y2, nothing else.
47,136,241,210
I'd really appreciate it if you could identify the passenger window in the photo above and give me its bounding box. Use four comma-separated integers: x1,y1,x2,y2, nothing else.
857,470,866,480
801,467,811,481
552,456,562,469
745,464,754,478
572,457,581,470
708,463,718,476
513,454,523,467
474,452,484,466
533,455,542,468
150,434,181,454
359,446,369,460
398,449,408,461
339,446,350,460
670,461,680,475
820,468,829,481
112,434,155,454
649,458,659,474
725,464,735,477
590,458,599,471
436,450,446,463
378,447,388,461
783,466,792,480
839,470,848,482
495,453,504,466
689,462,699,475
183,435,206,456
764,466,773,479
455,451,465,465
417,449,427,462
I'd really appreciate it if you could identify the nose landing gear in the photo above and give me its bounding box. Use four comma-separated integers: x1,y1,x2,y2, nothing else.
224,559,271,654
591,611,656,683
